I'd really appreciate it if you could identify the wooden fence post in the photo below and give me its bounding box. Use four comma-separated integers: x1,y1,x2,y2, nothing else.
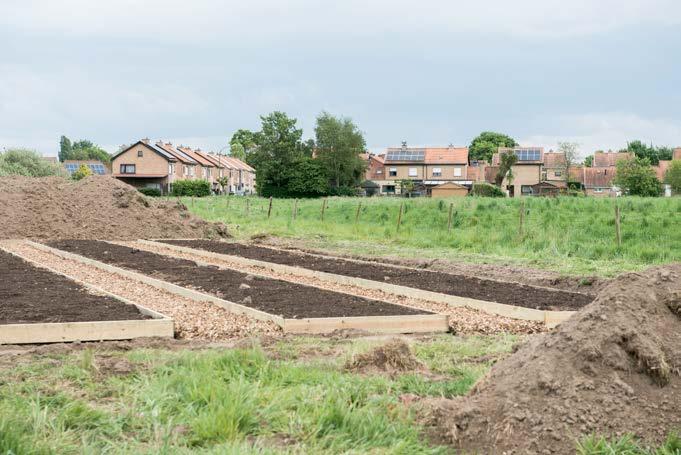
320,198,327,221
396,202,404,231
245,198,250,215
615,204,622,247
518,200,525,236
355,201,362,224
267,196,273,219
447,203,454,233
292,199,298,221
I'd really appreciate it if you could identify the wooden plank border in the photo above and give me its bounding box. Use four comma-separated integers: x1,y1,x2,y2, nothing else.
141,240,575,328
0,244,173,345
31,242,448,335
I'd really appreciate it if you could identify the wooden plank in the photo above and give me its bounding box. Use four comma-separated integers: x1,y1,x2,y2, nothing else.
283,314,449,334
140,240,575,325
27,241,285,328
0,319,173,345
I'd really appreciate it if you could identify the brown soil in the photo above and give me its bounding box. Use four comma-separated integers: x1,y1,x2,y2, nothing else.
0,249,148,324
430,264,681,454
48,240,431,319
164,240,594,311
346,339,424,374
255,236,610,293
0,176,228,240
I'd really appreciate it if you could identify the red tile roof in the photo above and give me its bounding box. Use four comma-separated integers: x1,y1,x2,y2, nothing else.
195,150,224,168
424,147,468,164
178,146,215,167
156,142,195,164
542,152,566,168
581,167,617,188
593,151,633,167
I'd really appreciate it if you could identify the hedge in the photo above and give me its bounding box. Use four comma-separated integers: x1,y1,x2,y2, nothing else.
171,180,211,197
469,182,505,197
138,187,162,197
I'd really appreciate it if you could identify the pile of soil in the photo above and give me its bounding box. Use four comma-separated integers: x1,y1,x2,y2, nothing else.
0,176,228,240
346,339,424,374
432,265,681,454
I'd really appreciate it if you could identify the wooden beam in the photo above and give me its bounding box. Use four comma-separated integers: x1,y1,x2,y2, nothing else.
283,314,448,334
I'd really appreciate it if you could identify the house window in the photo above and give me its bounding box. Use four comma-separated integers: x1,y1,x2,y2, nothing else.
376,169,383,174
408,167,417,177
432,167,442,177
389,167,397,177
594,187,603,193
138,150,144,158
382,185,396,194
454,167,462,177
555,170,562,177
169,164,175,175
120,164,136,174
521,185,533,195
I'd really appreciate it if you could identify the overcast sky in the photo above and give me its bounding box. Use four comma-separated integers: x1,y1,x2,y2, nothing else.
2,0,680,158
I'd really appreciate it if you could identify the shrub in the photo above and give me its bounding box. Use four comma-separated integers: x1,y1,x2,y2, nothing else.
0,148,67,177
470,182,505,197
171,179,211,197
138,187,162,197
71,164,92,181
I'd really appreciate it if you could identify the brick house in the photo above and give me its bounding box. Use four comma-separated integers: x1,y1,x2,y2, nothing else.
111,140,178,193
491,147,544,197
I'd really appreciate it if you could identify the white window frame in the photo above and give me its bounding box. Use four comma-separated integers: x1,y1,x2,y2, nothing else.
432,167,442,177
454,167,462,177
408,167,417,177
389,167,397,177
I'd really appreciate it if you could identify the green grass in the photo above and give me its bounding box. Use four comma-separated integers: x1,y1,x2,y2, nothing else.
0,335,515,454
183,195,681,276
577,433,681,454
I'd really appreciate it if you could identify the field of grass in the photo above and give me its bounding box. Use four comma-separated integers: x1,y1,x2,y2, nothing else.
183,195,681,276
0,335,516,454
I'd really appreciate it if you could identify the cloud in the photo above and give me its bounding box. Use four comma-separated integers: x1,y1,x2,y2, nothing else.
519,112,681,157
3,0,681,41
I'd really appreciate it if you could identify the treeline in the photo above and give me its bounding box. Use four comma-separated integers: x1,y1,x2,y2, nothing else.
59,136,111,163
0,149,67,177
229,111,366,198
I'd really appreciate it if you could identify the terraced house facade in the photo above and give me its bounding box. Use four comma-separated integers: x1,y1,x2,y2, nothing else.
112,139,254,194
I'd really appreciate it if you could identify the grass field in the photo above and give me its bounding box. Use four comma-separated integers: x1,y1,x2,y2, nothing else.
183,195,681,276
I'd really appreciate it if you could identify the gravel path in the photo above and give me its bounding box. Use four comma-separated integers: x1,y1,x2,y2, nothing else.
0,240,281,341
123,240,545,335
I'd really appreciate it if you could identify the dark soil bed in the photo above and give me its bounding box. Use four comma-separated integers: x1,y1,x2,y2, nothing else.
48,240,431,319
163,240,594,311
0,250,149,324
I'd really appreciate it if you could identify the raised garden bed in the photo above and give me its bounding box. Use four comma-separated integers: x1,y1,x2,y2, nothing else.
160,240,593,312
46,240,447,334
0,247,172,344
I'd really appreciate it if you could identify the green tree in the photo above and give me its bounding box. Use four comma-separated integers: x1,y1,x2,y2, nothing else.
623,140,673,165
229,129,259,161
285,157,329,197
71,163,92,181
469,131,518,163
314,112,367,190
398,179,416,197
665,160,681,194
494,152,518,187
0,148,67,177
584,155,594,167
557,141,579,182
58,136,111,163
248,112,307,197
613,157,661,196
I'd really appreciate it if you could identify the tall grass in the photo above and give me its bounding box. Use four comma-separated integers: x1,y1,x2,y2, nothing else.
186,195,681,275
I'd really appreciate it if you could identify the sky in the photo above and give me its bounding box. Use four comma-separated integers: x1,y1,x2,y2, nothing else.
1,0,680,159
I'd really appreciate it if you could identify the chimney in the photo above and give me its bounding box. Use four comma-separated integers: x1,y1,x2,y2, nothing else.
141,137,150,144
401,141,407,150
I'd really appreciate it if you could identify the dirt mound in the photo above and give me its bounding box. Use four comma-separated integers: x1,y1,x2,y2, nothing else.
0,176,228,240
346,339,424,374
433,265,681,454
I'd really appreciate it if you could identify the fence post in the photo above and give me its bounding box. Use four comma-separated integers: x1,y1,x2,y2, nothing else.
245,198,250,215
615,204,622,247
355,201,362,224
518,200,525,236
267,196,273,219
396,202,404,231
292,199,298,221
320,198,327,221
447,203,454,233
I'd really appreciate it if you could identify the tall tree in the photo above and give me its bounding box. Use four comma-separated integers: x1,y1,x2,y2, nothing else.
613,157,661,196
623,140,673,165
314,112,367,190
583,155,594,167
557,141,579,183
494,152,518,187
58,136,111,163
59,135,72,162
229,129,259,160
665,160,681,194
248,112,307,196
469,131,518,163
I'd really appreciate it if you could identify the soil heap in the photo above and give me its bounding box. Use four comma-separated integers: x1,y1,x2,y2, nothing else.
0,176,228,240
434,265,681,454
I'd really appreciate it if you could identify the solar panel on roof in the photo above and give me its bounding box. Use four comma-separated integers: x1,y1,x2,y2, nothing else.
386,150,425,161
514,148,541,161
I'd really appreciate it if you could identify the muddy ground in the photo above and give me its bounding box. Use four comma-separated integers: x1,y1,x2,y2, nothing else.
0,249,148,324
163,239,594,311
48,240,431,318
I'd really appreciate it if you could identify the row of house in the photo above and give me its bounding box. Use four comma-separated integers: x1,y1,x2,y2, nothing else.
111,139,255,195
363,143,681,197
